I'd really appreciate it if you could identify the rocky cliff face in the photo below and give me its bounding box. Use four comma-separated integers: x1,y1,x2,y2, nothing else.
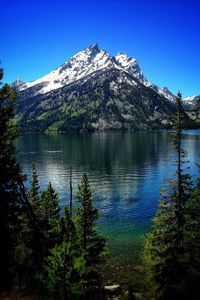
184,96,200,125
14,44,197,132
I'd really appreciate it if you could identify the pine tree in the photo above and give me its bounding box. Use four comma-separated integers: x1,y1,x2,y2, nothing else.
172,92,192,241
143,93,193,299
16,176,62,292
0,68,22,289
40,182,61,251
15,165,43,290
29,163,40,209
0,68,46,291
76,173,106,294
28,164,44,272
42,207,86,300
183,178,200,298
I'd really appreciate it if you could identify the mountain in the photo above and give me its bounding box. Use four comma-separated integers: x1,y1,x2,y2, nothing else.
14,44,196,132
183,96,200,126
183,95,200,107
11,77,24,88
17,44,149,95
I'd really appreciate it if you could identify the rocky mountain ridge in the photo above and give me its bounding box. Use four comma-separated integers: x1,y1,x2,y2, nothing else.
14,44,198,132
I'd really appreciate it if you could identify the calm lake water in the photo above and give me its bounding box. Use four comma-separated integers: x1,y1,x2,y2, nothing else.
15,130,200,263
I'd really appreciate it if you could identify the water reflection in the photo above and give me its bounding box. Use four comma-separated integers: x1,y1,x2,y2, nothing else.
15,131,200,260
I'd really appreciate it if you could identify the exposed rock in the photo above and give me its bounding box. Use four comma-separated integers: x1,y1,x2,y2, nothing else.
104,284,121,296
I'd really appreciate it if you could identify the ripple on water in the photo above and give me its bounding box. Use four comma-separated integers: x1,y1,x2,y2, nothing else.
15,130,200,261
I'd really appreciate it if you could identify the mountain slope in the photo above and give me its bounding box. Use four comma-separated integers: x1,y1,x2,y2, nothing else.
184,96,200,126
16,44,120,95
16,67,176,132
15,44,176,101
14,44,197,132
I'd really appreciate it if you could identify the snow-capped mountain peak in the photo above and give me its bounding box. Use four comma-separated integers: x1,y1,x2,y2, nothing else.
183,95,200,106
115,52,137,66
11,77,24,88
115,52,147,83
158,86,177,103
14,44,190,105
18,44,119,95
66,43,101,65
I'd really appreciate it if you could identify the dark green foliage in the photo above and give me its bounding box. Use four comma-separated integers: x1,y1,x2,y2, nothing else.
43,240,86,300
23,172,107,299
76,174,106,293
15,165,43,290
29,163,40,207
0,68,21,289
41,207,86,300
143,93,196,299
143,200,187,299
42,175,107,299
14,209,36,289
15,167,62,292
170,93,192,251
16,68,179,132
1,70,107,298
40,182,61,250
183,179,200,298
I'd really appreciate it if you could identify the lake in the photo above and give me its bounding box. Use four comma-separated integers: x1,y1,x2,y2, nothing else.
15,130,200,264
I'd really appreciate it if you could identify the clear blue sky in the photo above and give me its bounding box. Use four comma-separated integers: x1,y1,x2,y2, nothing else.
1,0,200,97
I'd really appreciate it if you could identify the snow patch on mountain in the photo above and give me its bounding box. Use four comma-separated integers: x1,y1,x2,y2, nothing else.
115,52,147,83
183,95,200,106
115,53,178,102
11,78,24,88
18,44,122,95
158,87,177,103
14,44,190,104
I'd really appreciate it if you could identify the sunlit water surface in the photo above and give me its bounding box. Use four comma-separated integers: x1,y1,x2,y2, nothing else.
15,130,200,262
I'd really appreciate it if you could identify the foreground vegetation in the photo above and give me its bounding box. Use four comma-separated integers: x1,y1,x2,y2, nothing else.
0,69,200,299
143,94,200,299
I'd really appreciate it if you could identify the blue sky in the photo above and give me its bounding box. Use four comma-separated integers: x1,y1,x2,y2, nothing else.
1,0,200,97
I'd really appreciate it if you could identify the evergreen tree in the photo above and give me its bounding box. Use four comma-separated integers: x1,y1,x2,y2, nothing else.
143,93,193,299
28,164,44,272
76,173,106,294
29,163,40,209
42,207,86,300
40,182,61,251
183,178,200,298
0,68,22,289
0,69,45,292
16,175,62,292
15,165,43,290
